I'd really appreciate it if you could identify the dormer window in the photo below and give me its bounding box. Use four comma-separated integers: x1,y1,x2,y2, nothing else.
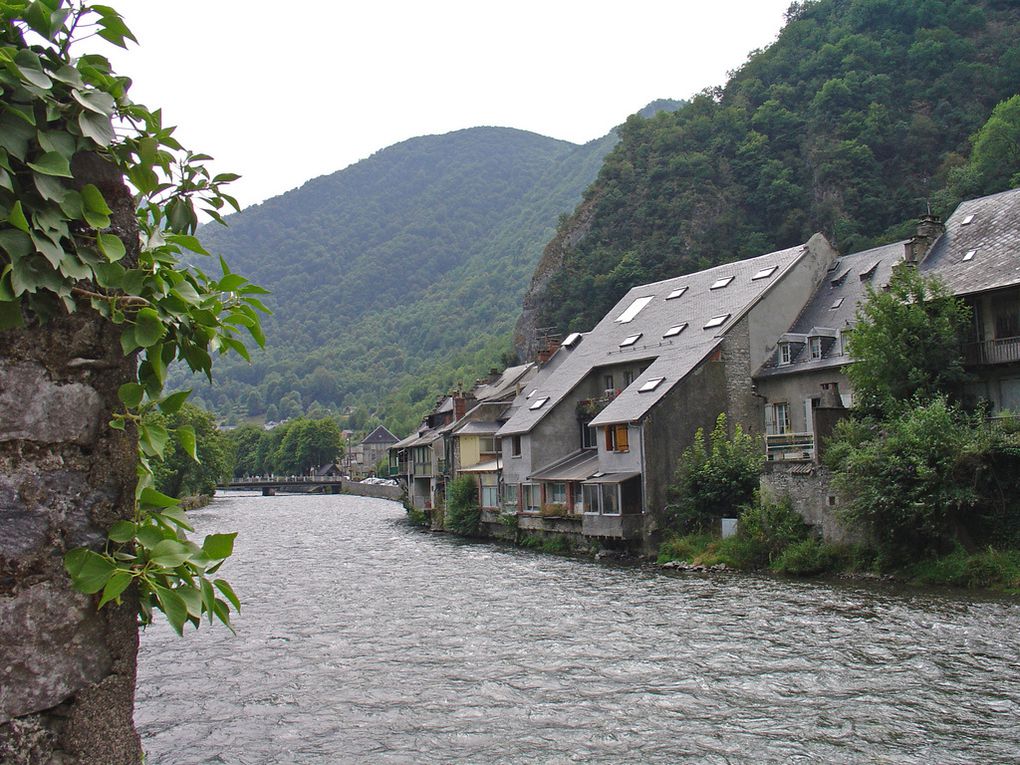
666,286,688,300
663,323,688,338
615,295,654,323
809,337,823,359
752,266,778,280
779,343,793,366
620,333,642,347
710,276,734,290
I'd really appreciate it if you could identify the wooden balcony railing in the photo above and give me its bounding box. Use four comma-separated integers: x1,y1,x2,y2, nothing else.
963,336,1020,365
765,432,815,462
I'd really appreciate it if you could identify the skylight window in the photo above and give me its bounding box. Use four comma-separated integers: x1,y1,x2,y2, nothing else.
666,286,688,300
752,266,778,280
638,377,665,393
962,214,975,225
615,295,654,323
562,332,582,347
831,297,844,310
529,397,549,410
525,389,536,399
619,333,642,347
710,276,734,290
663,323,688,338
704,314,730,329
963,249,976,262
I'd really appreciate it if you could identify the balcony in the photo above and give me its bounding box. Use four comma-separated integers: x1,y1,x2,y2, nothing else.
765,432,815,462
963,336,1020,365
581,512,644,539
412,461,432,478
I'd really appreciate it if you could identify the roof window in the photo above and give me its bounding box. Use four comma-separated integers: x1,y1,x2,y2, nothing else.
562,332,582,348
663,323,688,338
525,389,537,399
830,297,844,310
666,286,688,300
615,295,654,323
859,262,878,281
752,266,778,280
963,249,976,262
638,377,665,393
704,314,730,329
831,268,851,286
962,214,975,225
619,333,642,347
710,276,734,290
529,397,549,410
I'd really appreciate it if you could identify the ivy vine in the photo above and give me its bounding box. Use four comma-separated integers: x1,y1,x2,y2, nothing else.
1,1,267,634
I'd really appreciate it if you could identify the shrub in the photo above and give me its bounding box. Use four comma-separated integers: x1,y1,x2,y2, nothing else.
772,538,841,576
657,532,714,563
445,475,481,536
541,535,572,554
738,491,810,564
908,546,1020,590
666,413,764,533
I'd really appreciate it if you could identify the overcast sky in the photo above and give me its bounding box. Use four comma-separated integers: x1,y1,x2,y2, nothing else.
98,1,793,210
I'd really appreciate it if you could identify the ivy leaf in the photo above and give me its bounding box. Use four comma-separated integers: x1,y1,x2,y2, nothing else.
27,151,73,178
14,49,52,89
8,200,29,232
97,231,126,262
71,88,116,116
64,548,115,595
166,234,209,256
81,183,112,214
133,307,166,347
78,110,115,147
138,420,169,458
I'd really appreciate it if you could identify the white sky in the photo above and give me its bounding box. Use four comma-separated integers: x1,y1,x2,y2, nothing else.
97,1,792,209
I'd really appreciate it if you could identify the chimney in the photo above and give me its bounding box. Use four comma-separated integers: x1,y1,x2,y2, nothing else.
453,395,467,421
903,214,944,264
535,336,560,365
818,381,845,409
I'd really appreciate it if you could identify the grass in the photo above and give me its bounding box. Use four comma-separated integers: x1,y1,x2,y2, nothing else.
906,546,1020,592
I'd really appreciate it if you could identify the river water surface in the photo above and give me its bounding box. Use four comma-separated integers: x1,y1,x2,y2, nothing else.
135,493,1020,764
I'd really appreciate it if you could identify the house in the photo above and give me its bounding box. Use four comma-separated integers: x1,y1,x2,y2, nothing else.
358,425,399,473
497,234,838,549
919,187,1020,412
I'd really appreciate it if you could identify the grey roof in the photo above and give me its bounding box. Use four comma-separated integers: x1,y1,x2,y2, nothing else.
471,363,537,402
459,458,502,473
360,425,398,446
390,432,420,450
498,239,815,434
754,240,905,379
529,449,599,482
456,420,501,436
920,187,1020,296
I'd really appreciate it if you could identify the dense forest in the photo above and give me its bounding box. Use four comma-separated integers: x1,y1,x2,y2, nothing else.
182,125,625,434
520,0,1020,344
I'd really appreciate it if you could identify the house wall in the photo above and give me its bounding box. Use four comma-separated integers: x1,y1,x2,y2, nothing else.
756,367,852,434
460,436,481,469
595,423,643,474
761,463,860,544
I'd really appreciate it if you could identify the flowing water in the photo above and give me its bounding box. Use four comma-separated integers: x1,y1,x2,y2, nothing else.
134,493,1020,764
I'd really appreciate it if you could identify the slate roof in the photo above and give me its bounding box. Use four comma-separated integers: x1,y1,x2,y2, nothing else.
529,449,599,482
754,240,905,378
471,363,537,402
498,240,816,434
456,420,502,436
360,425,398,446
920,187,1020,295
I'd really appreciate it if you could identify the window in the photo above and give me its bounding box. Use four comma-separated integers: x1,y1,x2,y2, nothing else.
779,343,793,365
773,402,791,434
752,266,777,280
546,482,566,504
529,397,549,410
479,436,498,454
581,423,597,449
638,377,664,393
620,333,642,347
963,249,976,262
666,286,688,300
623,370,634,387
710,276,734,290
809,337,822,359
480,473,499,508
582,484,600,514
604,374,614,391
503,483,519,509
840,330,851,356
615,295,654,323
606,424,629,452
663,323,687,338
602,484,620,515
994,297,1020,339
704,314,729,329
962,214,975,225
511,435,521,457
830,297,844,310
523,484,540,514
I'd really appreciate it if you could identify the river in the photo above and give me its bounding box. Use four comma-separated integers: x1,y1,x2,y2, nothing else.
134,492,1020,764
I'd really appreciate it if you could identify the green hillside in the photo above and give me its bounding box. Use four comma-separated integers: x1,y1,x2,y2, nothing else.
187,126,618,433
522,0,1020,343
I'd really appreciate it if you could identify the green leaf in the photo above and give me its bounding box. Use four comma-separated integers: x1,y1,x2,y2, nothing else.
97,570,133,608
0,299,24,329
80,184,112,214
108,521,137,544
71,88,116,116
166,234,209,255
0,230,32,259
93,261,125,289
202,532,237,560
97,231,126,262
155,505,193,531
26,151,73,178
214,578,241,612
64,548,115,595
117,382,144,408
153,585,188,635
148,539,193,568
7,200,29,232
200,578,216,622
139,485,179,508
78,110,115,147
14,48,52,88
33,171,68,203
176,584,203,618
158,389,191,415
139,421,169,458
217,273,247,292
177,424,198,461
135,525,166,551
133,307,165,347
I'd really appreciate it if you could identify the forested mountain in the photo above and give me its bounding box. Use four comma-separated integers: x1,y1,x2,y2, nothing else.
188,126,620,433
515,0,1020,356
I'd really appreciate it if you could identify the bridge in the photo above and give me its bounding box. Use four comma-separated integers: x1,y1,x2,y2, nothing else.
219,476,401,500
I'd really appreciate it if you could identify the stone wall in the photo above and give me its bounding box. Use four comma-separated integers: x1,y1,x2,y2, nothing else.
0,157,143,763
761,462,860,544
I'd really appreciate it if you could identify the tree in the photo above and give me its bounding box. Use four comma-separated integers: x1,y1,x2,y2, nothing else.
968,94,1020,194
151,403,232,497
846,266,970,417
665,413,764,533
445,475,481,536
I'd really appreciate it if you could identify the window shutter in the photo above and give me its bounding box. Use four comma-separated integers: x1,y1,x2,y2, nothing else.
764,404,775,435
616,425,629,452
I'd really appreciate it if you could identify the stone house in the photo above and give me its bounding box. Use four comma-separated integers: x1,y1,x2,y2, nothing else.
497,234,838,550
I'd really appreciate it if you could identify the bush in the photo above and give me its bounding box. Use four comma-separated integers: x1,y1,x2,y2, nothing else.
907,546,1020,591
657,532,714,563
738,491,810,563
772,538,842,576
665,413,764,533
445,475,481,536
